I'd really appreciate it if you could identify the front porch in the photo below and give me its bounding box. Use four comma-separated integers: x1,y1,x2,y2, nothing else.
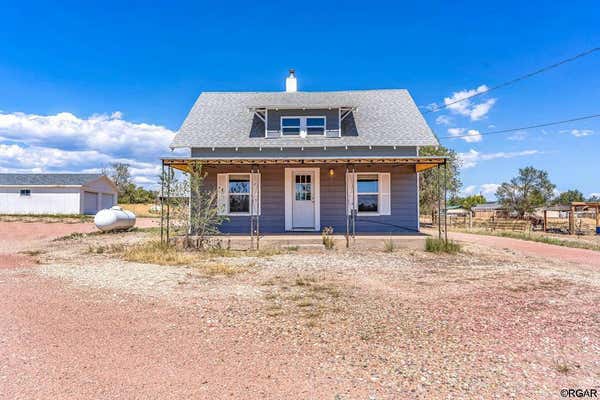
159,155,448,247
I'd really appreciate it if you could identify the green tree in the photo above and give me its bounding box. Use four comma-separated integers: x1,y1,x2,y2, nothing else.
419,146,462,218
105,162,132,196
160,162,227,246
496,166,555,217
588,195,600,202
460,194,487,210
553,189,585,205
104,162,156,203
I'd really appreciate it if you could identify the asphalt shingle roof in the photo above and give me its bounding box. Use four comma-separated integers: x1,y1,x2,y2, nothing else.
0,173,104,186
171,89,439,149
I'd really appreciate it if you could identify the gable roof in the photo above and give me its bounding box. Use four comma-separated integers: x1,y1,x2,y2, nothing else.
171,89,439,149
472,202,505,211
0,173,106,186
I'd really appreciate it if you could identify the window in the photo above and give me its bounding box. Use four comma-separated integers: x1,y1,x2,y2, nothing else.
228,174,250,213
357,174,378,213
281,116,326,137
281,117,301,135
20,189,31,197
294,174,312,201
306,117,325,135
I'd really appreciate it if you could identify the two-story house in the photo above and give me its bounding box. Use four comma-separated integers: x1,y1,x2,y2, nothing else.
163,70,445,235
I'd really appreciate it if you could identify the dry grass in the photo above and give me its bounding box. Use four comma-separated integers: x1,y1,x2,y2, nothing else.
425,237,461,253
118,203,158,218
262,274,344,326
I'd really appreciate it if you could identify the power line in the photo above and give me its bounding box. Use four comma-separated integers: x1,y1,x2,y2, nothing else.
438,113,600,140
424,47,600,114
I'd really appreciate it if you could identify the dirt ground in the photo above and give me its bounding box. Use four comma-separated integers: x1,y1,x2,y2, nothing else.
1,221,600,399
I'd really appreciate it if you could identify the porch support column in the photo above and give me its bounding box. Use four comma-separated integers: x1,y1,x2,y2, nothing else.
444,161,448,243
256,165,260,250
166,164,171,244
437,164,441,240
345,165,349,248
160,160,165,244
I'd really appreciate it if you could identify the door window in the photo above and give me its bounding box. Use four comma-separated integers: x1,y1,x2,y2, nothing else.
295,174,312,201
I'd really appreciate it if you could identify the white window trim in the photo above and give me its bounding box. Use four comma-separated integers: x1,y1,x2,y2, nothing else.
280,116,326,138
225,173,252,216
356,173,381,216
284,167,320,231
347,172,391,216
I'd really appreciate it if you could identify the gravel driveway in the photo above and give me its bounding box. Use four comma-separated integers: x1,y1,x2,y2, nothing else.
1,226,599,399
442,230,600,270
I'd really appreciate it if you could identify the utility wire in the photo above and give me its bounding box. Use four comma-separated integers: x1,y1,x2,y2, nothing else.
438,113,600,140
424,47,600,114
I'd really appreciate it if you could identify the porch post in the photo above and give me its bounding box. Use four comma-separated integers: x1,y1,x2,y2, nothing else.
444,161,448,243
256,166,260,250
352,166,356,239
166,165,171,244
345,164,349,248
160,160,165,244
437,165,441,240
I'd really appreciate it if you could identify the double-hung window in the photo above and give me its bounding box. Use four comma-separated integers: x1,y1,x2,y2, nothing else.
228,174,250,213
346,172,391,216
306,117,325,135
217,172,261,216
281,116,326,137
356,174,379,213
281,117,301,135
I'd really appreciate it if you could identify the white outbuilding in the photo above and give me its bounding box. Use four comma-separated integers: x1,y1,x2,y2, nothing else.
0,173,118,215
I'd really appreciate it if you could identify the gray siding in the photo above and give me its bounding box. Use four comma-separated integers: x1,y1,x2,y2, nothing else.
197,164,418,234
191,146,418,158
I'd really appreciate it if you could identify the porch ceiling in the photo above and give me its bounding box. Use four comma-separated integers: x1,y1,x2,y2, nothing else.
161,156,447,173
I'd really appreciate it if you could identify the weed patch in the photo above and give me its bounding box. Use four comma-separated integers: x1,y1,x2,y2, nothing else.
425,237,461,254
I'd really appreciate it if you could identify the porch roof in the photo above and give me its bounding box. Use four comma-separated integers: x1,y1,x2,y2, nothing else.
161,156,447,173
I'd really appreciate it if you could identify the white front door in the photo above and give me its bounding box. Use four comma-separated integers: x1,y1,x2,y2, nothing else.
292,172,315,229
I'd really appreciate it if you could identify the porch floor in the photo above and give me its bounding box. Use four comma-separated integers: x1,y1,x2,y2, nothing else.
202,233,429,251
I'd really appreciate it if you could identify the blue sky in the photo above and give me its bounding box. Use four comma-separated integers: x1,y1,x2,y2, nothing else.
1,1,599,197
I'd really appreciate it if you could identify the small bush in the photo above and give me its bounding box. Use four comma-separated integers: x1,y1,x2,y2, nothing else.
322,226,335,250
425,237,461,253
383,238,395,253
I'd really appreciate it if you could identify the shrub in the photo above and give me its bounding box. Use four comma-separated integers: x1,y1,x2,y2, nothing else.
383,238,395,253
322,226,335,250
425,237,461,253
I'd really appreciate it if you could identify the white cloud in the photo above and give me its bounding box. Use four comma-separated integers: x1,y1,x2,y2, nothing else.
0,111,177,187
588,192,600,198
459,149,539,169
564,129,593,137
435,115,452,125
443,85,496,121
507,130,527,141
462,185,477,195
447,127,482,143
480,183,500,196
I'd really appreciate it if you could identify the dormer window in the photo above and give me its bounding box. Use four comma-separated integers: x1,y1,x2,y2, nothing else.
281,116,326,137
281,117,301,135
306,117,325,135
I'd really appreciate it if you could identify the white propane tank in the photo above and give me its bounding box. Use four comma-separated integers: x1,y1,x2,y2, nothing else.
94,206,136,232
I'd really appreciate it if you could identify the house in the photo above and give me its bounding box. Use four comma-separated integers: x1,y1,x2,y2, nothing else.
446,205,470,216
163,70,444,235
0,173,117,215
471,202,509,219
